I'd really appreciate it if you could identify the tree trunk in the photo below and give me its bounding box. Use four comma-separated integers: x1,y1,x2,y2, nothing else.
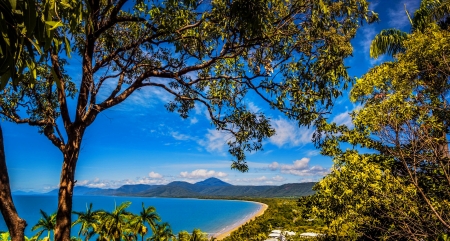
0,125,27,241
54,128,84,241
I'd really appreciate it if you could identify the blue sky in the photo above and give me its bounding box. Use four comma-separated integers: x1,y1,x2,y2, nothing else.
3,0,421,192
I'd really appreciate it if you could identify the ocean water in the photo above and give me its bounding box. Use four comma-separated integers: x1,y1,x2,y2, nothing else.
0,195,259,237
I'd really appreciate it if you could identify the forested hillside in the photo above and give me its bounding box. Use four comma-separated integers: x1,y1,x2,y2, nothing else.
42,178,316,198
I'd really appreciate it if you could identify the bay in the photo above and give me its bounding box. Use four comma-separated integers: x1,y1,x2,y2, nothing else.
0,195,260,238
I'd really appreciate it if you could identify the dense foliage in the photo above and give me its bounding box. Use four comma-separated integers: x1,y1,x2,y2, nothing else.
301,0,450,240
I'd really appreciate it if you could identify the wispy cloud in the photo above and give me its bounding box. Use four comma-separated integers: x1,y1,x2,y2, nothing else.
269,118,314,147
170,131,191,141
369,0,380,10
179,169,228,179
197,129,233,153
305,150,320,157
193,104,211,121
76,175,170,189
298,177,320,183
388,0,421,29
358,25,386,65
332,111,353,128
247,102,261,113
272,175,286,182
190,117,198,125
282,165,329,177
268,158,330,177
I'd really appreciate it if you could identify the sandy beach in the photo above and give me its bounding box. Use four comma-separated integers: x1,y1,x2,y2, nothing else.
213,201,268,240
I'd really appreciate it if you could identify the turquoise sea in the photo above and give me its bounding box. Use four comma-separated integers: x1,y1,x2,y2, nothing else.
0,195,260,237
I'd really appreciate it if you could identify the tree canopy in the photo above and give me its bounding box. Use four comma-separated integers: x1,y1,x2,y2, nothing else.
303,0,450,239
0,0,376,240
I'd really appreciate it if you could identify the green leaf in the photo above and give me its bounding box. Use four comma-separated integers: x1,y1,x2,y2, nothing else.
45,21,63,30
64,36,71,58
8,0,16,11
27,37,42,55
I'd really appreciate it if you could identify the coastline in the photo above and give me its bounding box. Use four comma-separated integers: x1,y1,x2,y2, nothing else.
213,201,268,240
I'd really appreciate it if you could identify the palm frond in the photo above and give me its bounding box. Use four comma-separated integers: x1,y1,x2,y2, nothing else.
413,0,450,31
370,29,408,58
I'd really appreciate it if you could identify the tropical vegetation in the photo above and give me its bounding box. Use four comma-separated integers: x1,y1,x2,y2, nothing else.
2,0,450,240
300,0,450,240
1,201,215,241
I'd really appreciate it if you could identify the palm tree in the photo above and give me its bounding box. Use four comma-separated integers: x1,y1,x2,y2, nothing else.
361,0,450,235
97,201,134,241
31,210,56,241
176,231,190,241
72,203,100,241
369,0,450,162
132,203,161,241
147,223,175,241
370,0,450,59
190,229,208,241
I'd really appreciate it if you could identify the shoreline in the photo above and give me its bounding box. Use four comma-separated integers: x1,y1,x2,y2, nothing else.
213,201,268,240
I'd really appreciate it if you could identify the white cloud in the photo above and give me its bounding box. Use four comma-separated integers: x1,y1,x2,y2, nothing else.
281,158,310,170
148,171,163,179
269,118,313,147
272,175,285,182
86,182,108,188
197,129,233,153
332,111,353,128
234,176,268,184
77,180,89,186
180,169,228,179
299,177,317,183
190,117,198,125
282,165,329,176
247,102,261,113
254,176,268,182
171,131,190,141
76,176,170,189
193,104,211,121
268,162,279,171
306,150,320,157
269,158,330,177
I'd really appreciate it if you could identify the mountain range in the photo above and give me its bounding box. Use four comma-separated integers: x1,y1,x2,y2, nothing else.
15,178,315,198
